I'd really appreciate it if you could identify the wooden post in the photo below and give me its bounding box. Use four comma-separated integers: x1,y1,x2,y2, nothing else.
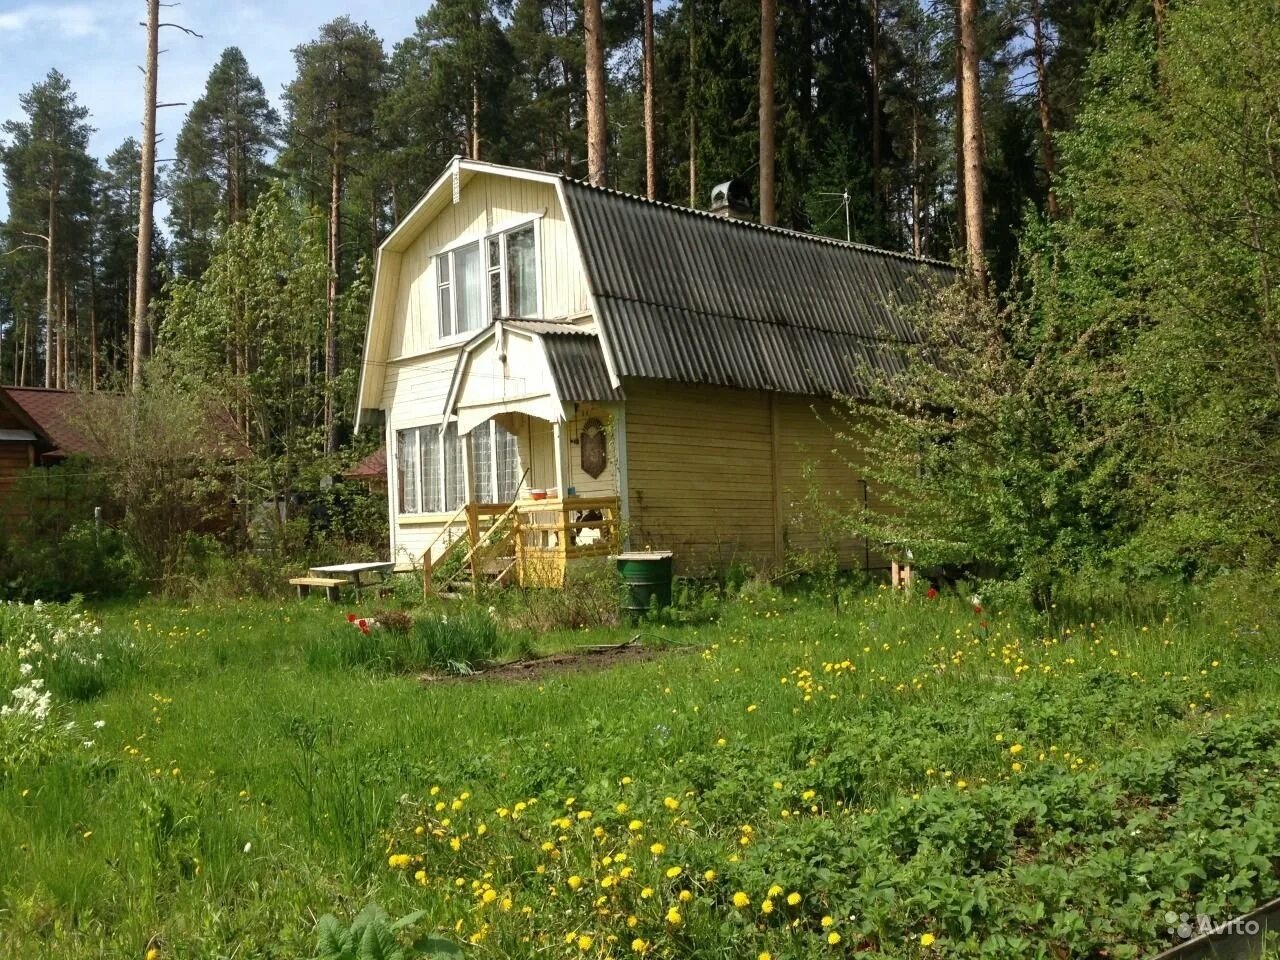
514,508,525,587
422,549,434,597
466,504,480,588
551,420,567,498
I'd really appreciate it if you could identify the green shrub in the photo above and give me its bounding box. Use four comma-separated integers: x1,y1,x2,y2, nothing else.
0,521,140,602
401,608,500,672
506,559,622,632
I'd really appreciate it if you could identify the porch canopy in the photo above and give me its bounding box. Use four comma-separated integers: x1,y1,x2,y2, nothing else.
441,319,621,436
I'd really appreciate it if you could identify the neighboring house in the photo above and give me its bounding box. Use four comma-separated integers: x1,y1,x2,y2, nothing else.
0,387,103,523
356,158,952,584
343,446,388,489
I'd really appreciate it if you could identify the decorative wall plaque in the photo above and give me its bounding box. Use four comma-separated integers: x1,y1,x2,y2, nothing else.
580,418,607,479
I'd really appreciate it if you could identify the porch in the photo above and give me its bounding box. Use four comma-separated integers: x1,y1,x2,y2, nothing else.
419,495,621,593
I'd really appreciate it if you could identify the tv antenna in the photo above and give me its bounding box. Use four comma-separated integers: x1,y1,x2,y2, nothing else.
818,189,851,242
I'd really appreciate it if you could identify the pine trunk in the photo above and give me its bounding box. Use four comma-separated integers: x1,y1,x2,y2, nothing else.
45,185,56,389
953,5,965,245
959,0,986,285
759,0,777,226
1031,0,1059,219
911,109,922,256
584,0,608,186
870,0,882,225
132,0,159,391
471,75,482,160
643,0,657,199
325,150,342,454
687,0,698,207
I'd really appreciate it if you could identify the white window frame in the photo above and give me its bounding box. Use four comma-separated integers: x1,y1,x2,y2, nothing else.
435,241,484,341
395,421,458,518
470,420,522,505
433,214,543,345
395,420,522,516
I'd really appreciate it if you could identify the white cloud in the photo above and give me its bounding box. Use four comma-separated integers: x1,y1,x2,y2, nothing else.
0,3,104,39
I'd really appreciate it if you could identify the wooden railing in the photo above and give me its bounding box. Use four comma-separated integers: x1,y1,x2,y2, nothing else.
420,503,469,596
513,496,620,588
421,496,621,594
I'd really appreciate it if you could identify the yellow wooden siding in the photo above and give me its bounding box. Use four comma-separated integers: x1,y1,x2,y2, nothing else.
380,354,463,430
387,176,587,360
624,381,776,573
623,381,884,574
773,396,887,568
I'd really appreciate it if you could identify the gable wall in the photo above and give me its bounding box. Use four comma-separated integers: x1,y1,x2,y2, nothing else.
386,176,588,362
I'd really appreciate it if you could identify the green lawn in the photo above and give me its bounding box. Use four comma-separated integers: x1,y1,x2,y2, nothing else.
1,586,1279,959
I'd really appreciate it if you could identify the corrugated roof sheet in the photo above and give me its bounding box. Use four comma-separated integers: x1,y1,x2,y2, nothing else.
559,179,954,398
543,333,622,404
502,318,588,336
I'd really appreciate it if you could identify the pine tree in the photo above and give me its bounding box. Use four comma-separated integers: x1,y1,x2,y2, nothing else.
759,0,777,225
506,0,584,175
958,0,985,283
0,69,94,388
167,47,279,277
283,17,385,453
97,139,141,383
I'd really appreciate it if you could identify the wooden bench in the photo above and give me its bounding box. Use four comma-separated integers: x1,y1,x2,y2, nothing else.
288,576,349,603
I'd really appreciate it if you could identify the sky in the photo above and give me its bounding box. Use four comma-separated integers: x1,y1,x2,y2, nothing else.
0,0,429,221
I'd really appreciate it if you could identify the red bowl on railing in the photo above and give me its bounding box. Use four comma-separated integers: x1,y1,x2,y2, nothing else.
529,489,547,501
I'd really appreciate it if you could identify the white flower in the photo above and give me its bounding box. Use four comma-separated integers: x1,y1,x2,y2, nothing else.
82,740,95,749
93,719,106,729
18,663,33,676
243,842,252,854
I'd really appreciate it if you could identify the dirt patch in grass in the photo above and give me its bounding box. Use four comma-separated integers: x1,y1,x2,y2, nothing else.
421,638,689,683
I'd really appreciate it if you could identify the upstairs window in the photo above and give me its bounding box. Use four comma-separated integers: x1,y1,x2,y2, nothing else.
436,242,484,339
503,223,537,318
436,220,539,339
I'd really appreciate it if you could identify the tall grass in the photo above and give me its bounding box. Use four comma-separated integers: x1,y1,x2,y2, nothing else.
303,607,500,674
0,588,1276,957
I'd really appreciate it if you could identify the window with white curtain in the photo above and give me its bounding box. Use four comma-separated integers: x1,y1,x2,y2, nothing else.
435,242,483,339
396,428,420,514
495,423,520,500
435,221,540,338
397,423,464,515
470,421,521,503
472,427,494,503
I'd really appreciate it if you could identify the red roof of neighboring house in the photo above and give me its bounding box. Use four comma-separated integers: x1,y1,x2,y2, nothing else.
0,387,103,461
345,445,387,479
0,387,252,463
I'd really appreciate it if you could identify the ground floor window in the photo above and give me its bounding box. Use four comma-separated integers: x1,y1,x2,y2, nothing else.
396,420,520,514
471,420,521,503
396,423,462,514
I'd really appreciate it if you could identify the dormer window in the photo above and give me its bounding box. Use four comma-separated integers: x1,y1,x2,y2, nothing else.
437,220,539,340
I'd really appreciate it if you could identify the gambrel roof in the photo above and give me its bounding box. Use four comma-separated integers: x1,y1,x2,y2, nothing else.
560,179,953,398
357,159,953,428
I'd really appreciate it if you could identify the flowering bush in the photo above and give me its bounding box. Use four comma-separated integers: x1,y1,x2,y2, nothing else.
0,599,126,772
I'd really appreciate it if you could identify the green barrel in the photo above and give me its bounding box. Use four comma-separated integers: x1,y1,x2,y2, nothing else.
616,551,674,618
